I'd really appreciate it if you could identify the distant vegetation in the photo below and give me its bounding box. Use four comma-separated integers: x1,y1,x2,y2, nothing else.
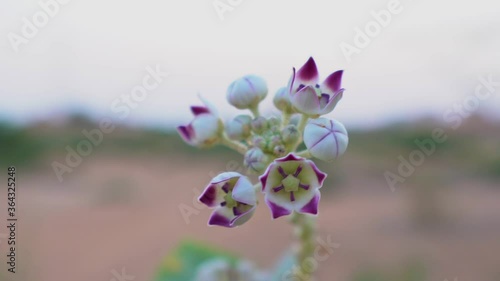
0,114,498,183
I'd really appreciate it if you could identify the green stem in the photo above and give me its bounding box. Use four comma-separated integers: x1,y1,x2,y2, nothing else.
249,106,261,118
220,135,248,155
281,112,291,129
291,115,309,151
291,213,316,281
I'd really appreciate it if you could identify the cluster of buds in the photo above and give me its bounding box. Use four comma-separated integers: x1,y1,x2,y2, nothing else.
178,57,349,228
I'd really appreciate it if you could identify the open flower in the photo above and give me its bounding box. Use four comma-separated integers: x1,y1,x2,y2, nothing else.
260,154,327,219
287,57,344,116
199,172,257,228
177,97,223,148
304,118,349,162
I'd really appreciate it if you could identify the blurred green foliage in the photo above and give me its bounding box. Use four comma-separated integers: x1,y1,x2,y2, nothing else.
153,240,237,281
352,260,426,281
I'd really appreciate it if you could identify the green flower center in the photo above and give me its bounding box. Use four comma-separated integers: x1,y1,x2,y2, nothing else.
282,175,300,192
223,192,238,209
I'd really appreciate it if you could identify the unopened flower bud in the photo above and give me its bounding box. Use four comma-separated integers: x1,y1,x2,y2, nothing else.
267,116,281,132
226,75,268,110
252,136,266,150
273,87,294,113
225,115,252,140
273,145,286,157
303,118,348,162
269,135,282,147
251,116,268,134
281,125,300,145
244,148,270,174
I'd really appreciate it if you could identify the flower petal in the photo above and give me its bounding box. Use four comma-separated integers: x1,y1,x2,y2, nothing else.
291,86,321,115
321,70,343,94
208,207,233,227
296,57,319,85
308,160,327,186
299,191,320,215
190,114,221,146
208,205,256,228
319,90,344,115
197,94,218,116
231,176,257,206
199,183,225,207
190,106,210,116
211,172,243,184
265,198,292,219
276,153,304,163
177,125,193,143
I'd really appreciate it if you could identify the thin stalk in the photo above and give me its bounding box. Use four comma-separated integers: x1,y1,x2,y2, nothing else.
249,106,261,118
290,213,317,281
220,135,248,155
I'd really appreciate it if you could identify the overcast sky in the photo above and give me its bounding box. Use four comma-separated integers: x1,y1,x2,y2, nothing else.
0,0,499,129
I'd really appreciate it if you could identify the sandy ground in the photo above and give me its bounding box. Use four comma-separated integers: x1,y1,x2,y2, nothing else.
0,155,499,281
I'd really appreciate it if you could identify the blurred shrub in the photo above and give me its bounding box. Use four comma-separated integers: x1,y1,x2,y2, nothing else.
0,123,45,168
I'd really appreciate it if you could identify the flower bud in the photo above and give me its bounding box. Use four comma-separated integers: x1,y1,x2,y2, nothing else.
273,87,294,113
226,75,268,109
281,125,300,145
244,148,270,174
273,145,286,157
225,115,252,140
252,135,266,150
267,116,281,132
303,118,348,161
251,116,268,134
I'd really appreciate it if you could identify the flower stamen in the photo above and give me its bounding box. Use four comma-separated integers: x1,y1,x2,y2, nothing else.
293,165,303,177
277,166,288,178
273,184,284,192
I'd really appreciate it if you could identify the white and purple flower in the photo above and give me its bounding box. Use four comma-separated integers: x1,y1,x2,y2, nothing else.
177,97,223,148
260,154,327,219
199,172,257,228
304,118,349,162
288,57,344,116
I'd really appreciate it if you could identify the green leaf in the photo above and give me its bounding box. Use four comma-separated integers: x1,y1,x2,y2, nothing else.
153,240,238,281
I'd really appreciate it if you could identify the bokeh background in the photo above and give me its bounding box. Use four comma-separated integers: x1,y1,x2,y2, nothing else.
0,0,499,280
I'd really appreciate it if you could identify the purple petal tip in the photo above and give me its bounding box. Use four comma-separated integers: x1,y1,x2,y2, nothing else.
300,193,320,215
190,106,210,116
266,199,292,219
297,57,319,81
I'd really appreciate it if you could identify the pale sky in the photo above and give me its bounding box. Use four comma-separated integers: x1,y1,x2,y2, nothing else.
0,0,499,129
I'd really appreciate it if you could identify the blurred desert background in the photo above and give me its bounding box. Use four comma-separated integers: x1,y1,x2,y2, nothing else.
0,114,499,281
1,0,500,280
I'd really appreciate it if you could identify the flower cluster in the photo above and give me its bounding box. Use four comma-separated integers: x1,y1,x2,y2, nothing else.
178,57,349,227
